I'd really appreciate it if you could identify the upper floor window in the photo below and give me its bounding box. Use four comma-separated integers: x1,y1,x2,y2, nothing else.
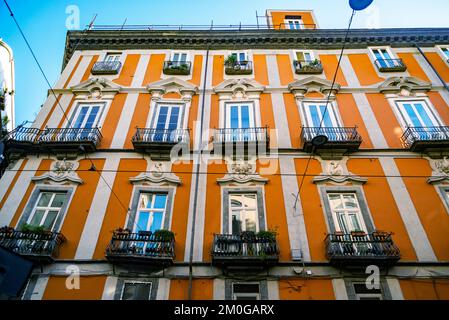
285,15,304,30
327,193,367,233
134,193,168,233
396,100,440,128
296,51,314,62
226,103,255,129
370,48,406,72
440,47,449,61
28,192,68,231
104,53,121,62
232,283,260,300
302,102,340,128
121,281,152,300
148,104,184,142
172,52,188,64
230,193,259,234
71,104,102,129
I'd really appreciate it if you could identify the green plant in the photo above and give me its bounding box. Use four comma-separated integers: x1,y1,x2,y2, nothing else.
224,55,237,66
20,223,48,234
257,230,277,241
154,229,175,241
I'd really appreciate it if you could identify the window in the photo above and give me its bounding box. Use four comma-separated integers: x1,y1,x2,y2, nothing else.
327,193,367,233
371,48,399,68
302,102,340,128
134,193,168,233
121,282,152,300
296,51,314,62
440,47,449,61
104,53,121,62
226,103,255,129
71,104,102,129
27,192,68,231
172,52,188,64
396,100,440,128
229,52,248,63
229,193,258,234
232,283,260,300
353,283,383,300
284,16,304,30
151,104,183,142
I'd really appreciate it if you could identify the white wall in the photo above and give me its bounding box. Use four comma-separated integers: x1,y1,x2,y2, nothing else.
0,39,15,131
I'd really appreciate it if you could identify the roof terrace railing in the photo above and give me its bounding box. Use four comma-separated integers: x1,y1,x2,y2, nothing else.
87,23,317,31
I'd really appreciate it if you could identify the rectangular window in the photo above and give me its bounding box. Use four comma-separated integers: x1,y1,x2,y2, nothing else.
296,51,314,62
151,104,183,142
327,193,367,233
121,282,152,300
232,283,260,300
353,283,383,300
225,103,255,129
285,17,304,30
396,100,440,128
230,52,248,63
28,192,68,231
105,53,121,62
72,104,102,129
229,193,258,234
302,102,340,128
371,48,399,68
134,193,168,233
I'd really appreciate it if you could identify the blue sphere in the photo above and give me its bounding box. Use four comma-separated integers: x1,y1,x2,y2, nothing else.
349,0,374,11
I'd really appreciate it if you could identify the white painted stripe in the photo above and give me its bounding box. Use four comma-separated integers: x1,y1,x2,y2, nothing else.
340,55,361,87
110,93,139,149
279,157,311,261
199,94,211,152
379,157,437,262
156,278,171,300
0,158,41,226
66,55,92,88
413,53,441,86
213,279,225,300
131,54,150,87
55,51,82,89
332,279,348,300
45,94,73,128
30,276,49,300
193,161,207,262
266,55,281,87
101,276,118,300
75,156,121,260
33,95,57,129
352,93,388,148
0,159,23,202
267,280,280,300
271,93,291,149
386,278,404,300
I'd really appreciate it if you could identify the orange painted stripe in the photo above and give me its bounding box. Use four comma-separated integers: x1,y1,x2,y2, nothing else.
39,95,62,130
142,54,165,86
254,54,269,86
276,54,294,86
424,52,449,82
428,91,449,126
56,95,76,128
63,55,83,88
279,279,335,300
99,93,128,149
80,55,99,83
336,93,373,149
92,158,147,259
347,158,417,261
209,94,219,141
397,53,430,82
43,276,106,300
395,158,449,261
163,92,182,99
169,279,213,300
189,55,203,86
59,159,106,259
260,93,277,148
320,54,348,86
124,93,152,149
188,95,199,150
212,55,224,87
0,159,29,209
365,93,403,148
283,93,302,149
400,279,449,300
348,54,384,86
114,54,141,86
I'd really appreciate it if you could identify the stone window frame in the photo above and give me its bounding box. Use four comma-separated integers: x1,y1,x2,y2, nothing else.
437,185,449,215
16,185,75,232
344,278,392,300
225,279,268,300
65,100,108,129
318,186,376,234
221,187,267,234
113,277,159,300
125,186,176,232
147,101,188,131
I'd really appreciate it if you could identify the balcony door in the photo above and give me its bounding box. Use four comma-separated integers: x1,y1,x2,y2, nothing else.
397,101,441,139
70,104,102,140
225,103,255,142
371,48,397,68
229,193,259,235
302,102,340,140
327,193,367,234
134,193,167,233
172,52,188,65
152,104,182,142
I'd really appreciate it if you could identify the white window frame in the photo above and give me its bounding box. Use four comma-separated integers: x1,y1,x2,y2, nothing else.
284,18,304,30
150,103,184,130
301,101,342,128
225,102,256,129
104,53,122,62
229,193,259,234
369,47,402,69
133,193,168,233
437,46,449,64
327,192,368,233
120,281,152,300
229,51,249,63
232,282,260,300
394,99,442,129
27,192,67,231
69,103,104,129
170,51,190,63
295,50,315,62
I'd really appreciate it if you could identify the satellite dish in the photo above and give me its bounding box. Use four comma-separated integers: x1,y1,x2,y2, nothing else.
311,135,328,147
349,0,374,11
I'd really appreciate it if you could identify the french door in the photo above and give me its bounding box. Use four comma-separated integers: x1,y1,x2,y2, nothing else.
225,104,255,142
229,194,259,235
70,104,101,139
397,101,441,139
372,48,398,68
152,105,182,142
303,102,340,140
172,52,188,66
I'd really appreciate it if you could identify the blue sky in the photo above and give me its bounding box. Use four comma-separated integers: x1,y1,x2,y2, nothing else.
1,0,449,126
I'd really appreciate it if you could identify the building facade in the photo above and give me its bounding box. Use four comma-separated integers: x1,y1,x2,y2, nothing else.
1,9,449,300
0,39,15,133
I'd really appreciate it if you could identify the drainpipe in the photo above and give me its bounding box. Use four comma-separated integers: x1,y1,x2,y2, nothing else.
415,43,449,93
188,46,210,300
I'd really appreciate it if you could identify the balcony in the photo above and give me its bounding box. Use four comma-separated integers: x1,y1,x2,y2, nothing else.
132,128,190,160
325,231,400,268
39,127,102,153
224,61,253,75
105,230,175,266
401,126,449,153
91,61,122,75
3,127,42,156
213,127,269,158
212,233,280,266
294,60,323,74
163,61,192,75
374,59,407,72
301,127,362,156
0,227,66,263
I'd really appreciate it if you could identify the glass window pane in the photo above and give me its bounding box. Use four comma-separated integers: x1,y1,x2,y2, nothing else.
337,213,349,233
343,194,358,209
43,211,58,230
296,52,305,61
136,212,150,231
122,283,151,300
51,194,66,208
403,103,423,127
84,106,100,129
231,212,242,234
244,210,257,232
230,106,239,129
149,212,163,232
239,53,246,62
328,194,343,210
29,210,45,226
73,106,89,129
153,194,167,209
319,105,334,128
168,107,180,130
242,194,256,208
240,106,250,128
414,103,434,127
139,194,152,209
156,107,169,129
173,53,179,62
37,193,53,207
230,199,242,208
349,214,362,232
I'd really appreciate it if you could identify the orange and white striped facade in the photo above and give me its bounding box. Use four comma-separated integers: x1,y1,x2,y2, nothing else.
1,9,449,300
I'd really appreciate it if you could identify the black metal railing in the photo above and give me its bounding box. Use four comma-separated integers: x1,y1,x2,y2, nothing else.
89,23,317,31
91,61,122,75
163,61,192,75
325,232,400,262
5,127,42,143
39,127,102,145
294,60,323,74
105,232,175,260
0,229,65,260
301,127,362,143
224,61,253,75
214,127,269,144
374,58,407,72
132,128,190,144
212,234,279,260
401,126,449,148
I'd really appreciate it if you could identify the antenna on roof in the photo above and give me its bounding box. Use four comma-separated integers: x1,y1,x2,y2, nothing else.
87,14,97,30
120,18,128,31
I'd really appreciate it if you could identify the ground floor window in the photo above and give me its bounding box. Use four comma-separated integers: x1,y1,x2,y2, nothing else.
232,283,260,300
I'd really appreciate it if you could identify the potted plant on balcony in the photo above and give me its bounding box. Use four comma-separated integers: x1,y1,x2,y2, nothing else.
257,230,277,242
154,229,175,242
224,55,238,68
113,227,131,238
350,230,366,237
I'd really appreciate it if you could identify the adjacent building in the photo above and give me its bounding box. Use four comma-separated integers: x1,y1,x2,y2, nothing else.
0,39,15,133
1,9,449,300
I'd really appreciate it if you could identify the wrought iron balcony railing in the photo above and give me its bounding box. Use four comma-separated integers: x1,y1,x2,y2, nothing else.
212,233,279,265
401,126,449,151
325,232,400,267
132,128,190,145
163,61,192,75
294,60,323,74
39,127,102,144
91,61,122,75
5,127,42,143
105,231,175,264
224,61,253,75
0,228,66,262
374,58,407,72
214,127,269,144
301,126,362,153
